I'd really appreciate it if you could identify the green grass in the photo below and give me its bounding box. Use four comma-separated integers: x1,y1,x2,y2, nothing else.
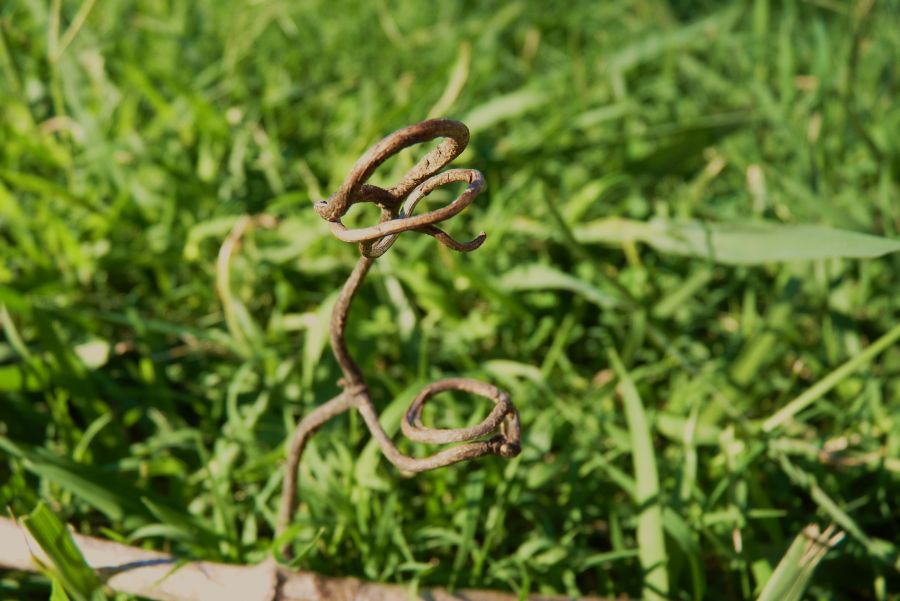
2,0,900,599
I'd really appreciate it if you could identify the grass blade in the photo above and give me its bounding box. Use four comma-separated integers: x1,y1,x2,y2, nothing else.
776,453,897,568
463,89,547,132
498,264,620,309
609,348,669,600
756,524,844,601
763,322,900,432
1,437,147,522
22,503,104,601
575,218,900,264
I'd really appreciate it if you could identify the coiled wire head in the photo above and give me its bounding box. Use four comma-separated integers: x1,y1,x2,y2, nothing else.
314,119,487,257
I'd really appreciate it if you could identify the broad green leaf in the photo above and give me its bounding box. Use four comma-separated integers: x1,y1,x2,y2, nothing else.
575,218,900,264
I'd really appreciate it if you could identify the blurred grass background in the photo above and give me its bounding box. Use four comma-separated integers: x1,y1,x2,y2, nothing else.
1,0,899,599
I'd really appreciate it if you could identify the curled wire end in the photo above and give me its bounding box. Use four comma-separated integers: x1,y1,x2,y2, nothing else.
401,378,521,458
316,120,489,257
418,226,486,252
358,228,484,258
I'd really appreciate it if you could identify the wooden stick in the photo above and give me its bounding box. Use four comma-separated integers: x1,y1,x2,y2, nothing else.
0,517,608,601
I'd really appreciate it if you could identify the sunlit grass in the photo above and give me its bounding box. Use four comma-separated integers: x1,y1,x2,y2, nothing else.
1,0,898,599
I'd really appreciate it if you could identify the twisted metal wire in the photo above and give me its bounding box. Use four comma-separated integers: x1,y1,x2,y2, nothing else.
277,119,521,557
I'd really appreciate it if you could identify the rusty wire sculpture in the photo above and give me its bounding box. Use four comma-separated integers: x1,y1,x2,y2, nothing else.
276,119,522,557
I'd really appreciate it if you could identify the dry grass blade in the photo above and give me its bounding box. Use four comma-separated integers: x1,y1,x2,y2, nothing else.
756,524,845,601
